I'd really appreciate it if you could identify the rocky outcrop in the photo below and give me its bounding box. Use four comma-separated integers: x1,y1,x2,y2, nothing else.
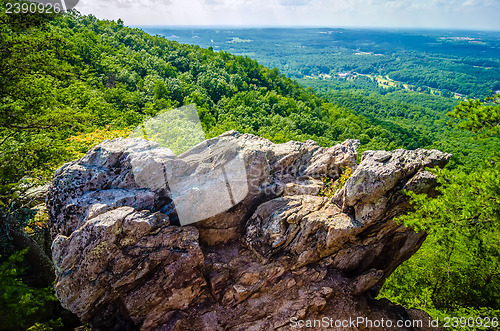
47,131,451,330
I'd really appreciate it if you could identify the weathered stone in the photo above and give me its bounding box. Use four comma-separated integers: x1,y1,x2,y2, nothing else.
19,183,50,208
48,132,449,330
333,148,451,224
52,207,206,330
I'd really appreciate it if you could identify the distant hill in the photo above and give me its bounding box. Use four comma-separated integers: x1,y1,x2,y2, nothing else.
140,27,500,98
1,7,434,195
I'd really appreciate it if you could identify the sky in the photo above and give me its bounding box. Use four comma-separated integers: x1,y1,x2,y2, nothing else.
75,0,500,30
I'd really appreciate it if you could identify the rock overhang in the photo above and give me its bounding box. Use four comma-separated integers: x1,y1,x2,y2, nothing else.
47,131,450,330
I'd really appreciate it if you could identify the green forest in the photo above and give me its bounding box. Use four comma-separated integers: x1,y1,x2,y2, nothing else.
143,27,500,99
0,1,499,329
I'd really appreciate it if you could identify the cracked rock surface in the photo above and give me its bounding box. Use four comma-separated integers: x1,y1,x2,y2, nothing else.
48,131,450,330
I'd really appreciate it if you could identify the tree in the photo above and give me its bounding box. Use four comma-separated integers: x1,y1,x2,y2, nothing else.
0,0,80,286
0,249,61,330
447,94,500,138
380,94,500,326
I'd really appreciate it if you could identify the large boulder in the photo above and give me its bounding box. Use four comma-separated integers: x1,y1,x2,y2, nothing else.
47,131,450,330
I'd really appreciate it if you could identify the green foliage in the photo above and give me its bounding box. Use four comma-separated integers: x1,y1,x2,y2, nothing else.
3,1,432,206
129,105,206,155
174,26,500,169
448,94,500,138
2,3,402,203
334,166,353,191
0,1,86,200
25,320,64,331
66,126,132,158
0,249,59,330
318,166,353,198
165,28,500,99
304,85,500,171
380,164,500,326
380,96,500,326
1,2,499,328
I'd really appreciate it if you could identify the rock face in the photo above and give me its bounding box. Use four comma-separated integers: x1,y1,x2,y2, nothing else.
47,131,451,330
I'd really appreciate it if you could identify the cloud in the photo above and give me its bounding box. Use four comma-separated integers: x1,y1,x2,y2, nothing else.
203,0,222,5
113,0,135,8
279,0,311,6
74,0,500,30
384,1,405,9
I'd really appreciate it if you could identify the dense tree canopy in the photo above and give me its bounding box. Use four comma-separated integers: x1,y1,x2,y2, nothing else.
0,5,423,328
0,1,499,329
380,97,500,328
448,94,500,138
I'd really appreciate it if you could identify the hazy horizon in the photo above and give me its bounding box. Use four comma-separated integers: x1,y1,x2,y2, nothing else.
77,0,500,31
133,25,500,33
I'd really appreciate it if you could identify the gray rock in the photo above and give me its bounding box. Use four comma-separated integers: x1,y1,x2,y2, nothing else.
333,148,451,224
19,183,50,208
48,132,448,330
